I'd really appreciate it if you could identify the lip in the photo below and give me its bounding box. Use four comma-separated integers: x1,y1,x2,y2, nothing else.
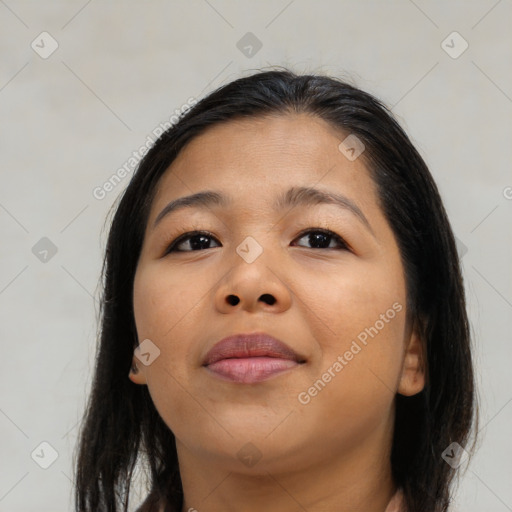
202,332,306,384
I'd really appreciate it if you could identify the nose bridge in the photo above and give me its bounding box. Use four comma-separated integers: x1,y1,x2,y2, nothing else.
229,206,279,259
231,231,278,285
236,232,269,264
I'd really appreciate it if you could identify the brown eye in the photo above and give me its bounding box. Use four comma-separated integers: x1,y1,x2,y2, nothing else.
165,231,220,253
292,228,349,250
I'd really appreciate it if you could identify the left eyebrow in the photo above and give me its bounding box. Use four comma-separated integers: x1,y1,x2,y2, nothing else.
152,185,376,238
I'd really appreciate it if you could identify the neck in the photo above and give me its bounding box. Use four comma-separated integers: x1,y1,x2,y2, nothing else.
177,428,396,512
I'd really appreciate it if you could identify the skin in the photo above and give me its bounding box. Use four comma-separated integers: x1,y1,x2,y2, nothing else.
129,113,425,512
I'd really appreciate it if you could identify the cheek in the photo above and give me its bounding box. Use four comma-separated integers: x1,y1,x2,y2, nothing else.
309,258,406,349
132,264,206,391
306,258,407,404
133,265,206,436
295,308,406,449
133,264,204,342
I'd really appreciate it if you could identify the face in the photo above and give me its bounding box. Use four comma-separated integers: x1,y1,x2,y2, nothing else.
130,113,424,475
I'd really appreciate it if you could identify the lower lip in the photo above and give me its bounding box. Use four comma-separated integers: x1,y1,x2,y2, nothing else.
204,357,300,383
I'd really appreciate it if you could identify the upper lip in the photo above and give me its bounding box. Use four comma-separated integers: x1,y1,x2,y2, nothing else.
202,332,305,366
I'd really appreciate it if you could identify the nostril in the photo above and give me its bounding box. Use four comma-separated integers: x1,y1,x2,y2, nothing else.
260,294,276,305
227,295,240,306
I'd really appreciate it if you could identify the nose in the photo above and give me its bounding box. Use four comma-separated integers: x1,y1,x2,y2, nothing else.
215,260,292,314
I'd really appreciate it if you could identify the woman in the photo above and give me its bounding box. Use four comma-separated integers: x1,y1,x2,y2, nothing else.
74,68,478,512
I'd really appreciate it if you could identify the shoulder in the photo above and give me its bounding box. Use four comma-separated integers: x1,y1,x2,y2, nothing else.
134,496,167,512
384,488,406,512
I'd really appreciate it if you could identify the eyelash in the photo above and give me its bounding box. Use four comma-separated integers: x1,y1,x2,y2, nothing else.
163,227,350,255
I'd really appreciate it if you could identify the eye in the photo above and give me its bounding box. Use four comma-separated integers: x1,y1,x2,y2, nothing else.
291,228,350,250
164,227,349,254
165,230,220,253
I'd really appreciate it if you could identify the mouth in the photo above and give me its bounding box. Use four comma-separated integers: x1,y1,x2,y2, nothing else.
202,332,306,384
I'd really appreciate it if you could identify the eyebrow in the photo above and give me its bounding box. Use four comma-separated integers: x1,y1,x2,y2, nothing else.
153,186,375,237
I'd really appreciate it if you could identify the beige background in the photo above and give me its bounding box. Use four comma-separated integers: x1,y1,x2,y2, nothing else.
0,1,511,510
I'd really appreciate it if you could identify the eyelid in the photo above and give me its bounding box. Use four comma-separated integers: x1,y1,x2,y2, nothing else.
163,226,352,255
294,227,351,250
163,229,215,255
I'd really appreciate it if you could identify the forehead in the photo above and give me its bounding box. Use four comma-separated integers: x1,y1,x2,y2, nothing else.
149,114,380,223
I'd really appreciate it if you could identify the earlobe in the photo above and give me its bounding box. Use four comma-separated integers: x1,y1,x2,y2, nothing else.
128,360,147,385
397,325,426,397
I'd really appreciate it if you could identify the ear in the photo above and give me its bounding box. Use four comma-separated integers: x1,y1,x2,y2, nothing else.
128,354,148,385
397,319,426,397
